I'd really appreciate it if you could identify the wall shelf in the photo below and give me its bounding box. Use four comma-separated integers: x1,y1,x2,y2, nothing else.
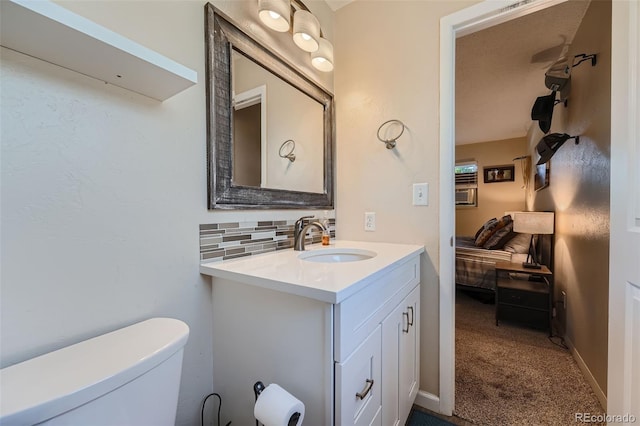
0,0,198,101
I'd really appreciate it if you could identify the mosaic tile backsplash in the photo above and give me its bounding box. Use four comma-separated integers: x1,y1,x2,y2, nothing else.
199,218,336,262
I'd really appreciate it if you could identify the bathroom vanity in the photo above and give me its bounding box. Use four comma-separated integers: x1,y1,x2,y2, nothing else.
200,240,423,425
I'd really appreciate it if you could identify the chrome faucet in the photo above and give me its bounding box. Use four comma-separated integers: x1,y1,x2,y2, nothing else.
293,215,327,251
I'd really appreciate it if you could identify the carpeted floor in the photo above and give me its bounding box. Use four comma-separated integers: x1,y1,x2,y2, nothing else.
454,290,604,425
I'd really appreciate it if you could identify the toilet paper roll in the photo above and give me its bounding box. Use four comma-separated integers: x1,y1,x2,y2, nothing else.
254,384,305,426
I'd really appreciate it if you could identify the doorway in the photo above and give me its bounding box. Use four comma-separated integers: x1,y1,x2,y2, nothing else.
438,0,623,418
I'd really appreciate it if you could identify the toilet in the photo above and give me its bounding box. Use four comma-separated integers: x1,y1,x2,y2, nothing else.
0,317,189,425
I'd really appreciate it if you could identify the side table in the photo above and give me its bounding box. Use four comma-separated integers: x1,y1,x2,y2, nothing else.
495,262,553,335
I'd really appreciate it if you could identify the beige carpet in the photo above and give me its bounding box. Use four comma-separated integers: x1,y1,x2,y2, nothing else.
454,290,604,425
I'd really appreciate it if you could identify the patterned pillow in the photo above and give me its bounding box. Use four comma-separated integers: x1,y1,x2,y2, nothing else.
483,222,515,250
474,218,497,240
496,214,513,228
475,215,512,247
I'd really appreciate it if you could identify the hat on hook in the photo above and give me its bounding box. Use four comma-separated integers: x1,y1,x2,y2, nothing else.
545,56,572,101
535,133,580,165
531,91,557,134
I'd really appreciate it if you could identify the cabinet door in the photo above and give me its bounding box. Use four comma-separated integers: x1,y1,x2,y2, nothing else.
381,284,420,426
399,285,420,422
381,300,404,426
335,325,382,426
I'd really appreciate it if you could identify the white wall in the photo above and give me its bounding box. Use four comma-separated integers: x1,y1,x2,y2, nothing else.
334,0,479,396
0,1,333,425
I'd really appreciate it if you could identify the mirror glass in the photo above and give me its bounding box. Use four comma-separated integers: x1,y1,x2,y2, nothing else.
205,5,334,209
232,50,325,193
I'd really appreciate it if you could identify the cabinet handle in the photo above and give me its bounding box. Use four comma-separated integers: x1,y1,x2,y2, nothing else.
408,306,414,326
356,379,374,400
402,312,410,333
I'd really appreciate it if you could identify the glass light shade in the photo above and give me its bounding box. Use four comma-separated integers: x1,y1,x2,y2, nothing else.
311,37,334,72
258,0,291,32
293,10,320,52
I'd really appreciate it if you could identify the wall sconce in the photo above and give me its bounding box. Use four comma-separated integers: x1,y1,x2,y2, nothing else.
257,0,334,72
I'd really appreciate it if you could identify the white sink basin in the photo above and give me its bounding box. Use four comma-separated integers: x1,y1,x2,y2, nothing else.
298,248,377,263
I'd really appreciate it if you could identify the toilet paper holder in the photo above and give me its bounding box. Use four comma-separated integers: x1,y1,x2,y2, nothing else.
254,381,302,426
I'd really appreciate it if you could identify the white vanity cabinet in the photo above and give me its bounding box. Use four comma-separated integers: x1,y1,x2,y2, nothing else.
334,257,420,426
200,241,423,426
386,285,420,425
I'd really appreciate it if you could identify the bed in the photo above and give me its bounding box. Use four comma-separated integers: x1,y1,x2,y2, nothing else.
455,214,545,292
455,236,529,291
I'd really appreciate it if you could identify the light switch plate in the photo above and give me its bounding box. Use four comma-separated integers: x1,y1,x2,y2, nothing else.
413,183,429,206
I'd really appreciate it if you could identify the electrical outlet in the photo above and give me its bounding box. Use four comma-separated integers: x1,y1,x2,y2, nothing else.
413,183,429,206
364,212,376,231
562,291,567,309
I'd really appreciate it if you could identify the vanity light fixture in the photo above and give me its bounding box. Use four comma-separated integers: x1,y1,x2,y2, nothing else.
257,0,334,72
258,0,291,32
311,38,334,72
293,10,320,52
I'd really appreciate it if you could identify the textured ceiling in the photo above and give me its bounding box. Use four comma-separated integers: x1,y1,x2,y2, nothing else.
326,0,590,144
455,0,591,145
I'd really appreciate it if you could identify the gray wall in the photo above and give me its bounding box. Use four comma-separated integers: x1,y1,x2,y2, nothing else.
526,0,611,401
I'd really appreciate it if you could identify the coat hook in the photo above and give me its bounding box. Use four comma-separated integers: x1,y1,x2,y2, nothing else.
377,119,405,149
572,53,597,68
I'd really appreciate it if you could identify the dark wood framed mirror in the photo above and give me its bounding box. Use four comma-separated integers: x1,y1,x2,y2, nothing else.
204,4,334,209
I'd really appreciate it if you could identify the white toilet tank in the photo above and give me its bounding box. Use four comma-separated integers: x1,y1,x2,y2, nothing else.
0,317,189,426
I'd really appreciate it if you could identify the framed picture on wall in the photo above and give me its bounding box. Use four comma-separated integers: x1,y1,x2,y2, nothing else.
483,165,515,183
534,161,550,191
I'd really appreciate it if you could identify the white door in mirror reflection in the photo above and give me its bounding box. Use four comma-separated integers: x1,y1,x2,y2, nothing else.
232,50,324,193
234,85,266,187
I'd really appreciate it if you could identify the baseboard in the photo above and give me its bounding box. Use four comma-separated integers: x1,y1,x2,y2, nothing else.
565,336,608,410
414,390,440,413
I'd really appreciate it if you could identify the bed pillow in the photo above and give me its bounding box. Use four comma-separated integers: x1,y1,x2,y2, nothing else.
474,222,497,246
503,232,532,254
473,217,497,240
483,222,515,250
475,215,512,247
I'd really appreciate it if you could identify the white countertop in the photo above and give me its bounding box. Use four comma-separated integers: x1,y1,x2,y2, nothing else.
200,240,424,304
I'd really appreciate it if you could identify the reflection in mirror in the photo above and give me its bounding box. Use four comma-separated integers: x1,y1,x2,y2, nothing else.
232,50,324,193
204,4,334,210
232,82,264,187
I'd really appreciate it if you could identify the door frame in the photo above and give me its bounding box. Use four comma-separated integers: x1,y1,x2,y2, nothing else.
607,0,640,419
438,0,575,416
